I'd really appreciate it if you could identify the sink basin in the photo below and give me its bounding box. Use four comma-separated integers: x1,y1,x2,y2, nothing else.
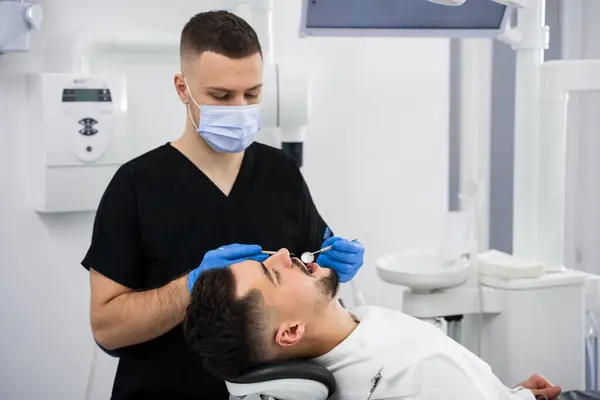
376,249,471,292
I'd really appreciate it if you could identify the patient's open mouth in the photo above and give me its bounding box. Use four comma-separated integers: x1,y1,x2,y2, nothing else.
292,258,314,276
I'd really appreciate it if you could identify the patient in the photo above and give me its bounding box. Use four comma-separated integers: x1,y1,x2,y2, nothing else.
183,249,561,399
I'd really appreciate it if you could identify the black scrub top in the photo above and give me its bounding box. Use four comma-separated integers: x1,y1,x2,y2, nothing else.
81,142,331,400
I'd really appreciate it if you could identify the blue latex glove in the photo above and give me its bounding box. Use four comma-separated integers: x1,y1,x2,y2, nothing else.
317,237,365,283
188,244,268,292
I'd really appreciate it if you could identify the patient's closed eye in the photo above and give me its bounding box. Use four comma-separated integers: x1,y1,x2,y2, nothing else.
274,270,282,284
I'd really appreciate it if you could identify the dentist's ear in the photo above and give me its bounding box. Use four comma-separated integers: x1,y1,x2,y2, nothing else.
275,322,306,347
174,73,190,104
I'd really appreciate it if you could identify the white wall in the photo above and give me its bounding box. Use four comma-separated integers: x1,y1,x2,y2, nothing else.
0,1,449,399
562,0,600,277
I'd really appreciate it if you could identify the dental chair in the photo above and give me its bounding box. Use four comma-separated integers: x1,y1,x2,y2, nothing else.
97,343,336,400
225,361,337,400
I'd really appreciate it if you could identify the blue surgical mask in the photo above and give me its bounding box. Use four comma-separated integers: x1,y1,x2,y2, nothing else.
185,78,262,153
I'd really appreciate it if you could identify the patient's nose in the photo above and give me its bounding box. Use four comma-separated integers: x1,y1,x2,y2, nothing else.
270,248,293,268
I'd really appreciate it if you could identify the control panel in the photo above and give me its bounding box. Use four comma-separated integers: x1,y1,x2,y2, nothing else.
29,73,129,212
58,78,117,162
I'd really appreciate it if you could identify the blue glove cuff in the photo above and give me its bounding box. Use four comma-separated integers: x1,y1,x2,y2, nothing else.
187,269,198,293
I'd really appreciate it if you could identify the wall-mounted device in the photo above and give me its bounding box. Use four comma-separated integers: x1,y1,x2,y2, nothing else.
0,0,43,53
60,77,117,162
29,73,129,213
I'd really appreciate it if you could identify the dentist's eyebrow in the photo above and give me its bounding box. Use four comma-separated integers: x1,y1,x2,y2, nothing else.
207,84,263,92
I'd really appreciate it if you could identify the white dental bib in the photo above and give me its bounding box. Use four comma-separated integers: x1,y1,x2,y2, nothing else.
313,306,518,399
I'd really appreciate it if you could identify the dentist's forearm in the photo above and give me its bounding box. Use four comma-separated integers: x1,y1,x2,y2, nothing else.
91,275,190,350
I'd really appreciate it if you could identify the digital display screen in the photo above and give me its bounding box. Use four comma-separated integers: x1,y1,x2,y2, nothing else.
62,89,112,103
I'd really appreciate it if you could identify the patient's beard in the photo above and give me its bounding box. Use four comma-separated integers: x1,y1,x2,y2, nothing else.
304,272,356,359
316,270,340,300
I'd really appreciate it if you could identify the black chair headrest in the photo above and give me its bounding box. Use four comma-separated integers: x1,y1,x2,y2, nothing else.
226,361,337,397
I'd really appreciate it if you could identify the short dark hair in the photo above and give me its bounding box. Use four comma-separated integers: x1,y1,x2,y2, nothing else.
180,10,262,61
183,267,271,379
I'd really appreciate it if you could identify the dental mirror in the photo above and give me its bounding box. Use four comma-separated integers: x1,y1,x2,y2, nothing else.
301,252,315,264
300,238,359,265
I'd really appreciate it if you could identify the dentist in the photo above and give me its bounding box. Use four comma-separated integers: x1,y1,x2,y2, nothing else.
81,10,364,400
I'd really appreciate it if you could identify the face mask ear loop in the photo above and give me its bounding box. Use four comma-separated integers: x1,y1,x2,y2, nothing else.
187,104,199,131
184,77,201,131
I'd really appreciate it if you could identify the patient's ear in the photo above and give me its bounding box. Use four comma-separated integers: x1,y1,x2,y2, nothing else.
275,322,305,347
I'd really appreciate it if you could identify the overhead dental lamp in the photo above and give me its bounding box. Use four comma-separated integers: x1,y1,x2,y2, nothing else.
300,0,520,39
0,0,43,53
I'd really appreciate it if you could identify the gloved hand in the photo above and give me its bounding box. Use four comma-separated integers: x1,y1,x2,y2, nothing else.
317,237,365,283
188,244,268,292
